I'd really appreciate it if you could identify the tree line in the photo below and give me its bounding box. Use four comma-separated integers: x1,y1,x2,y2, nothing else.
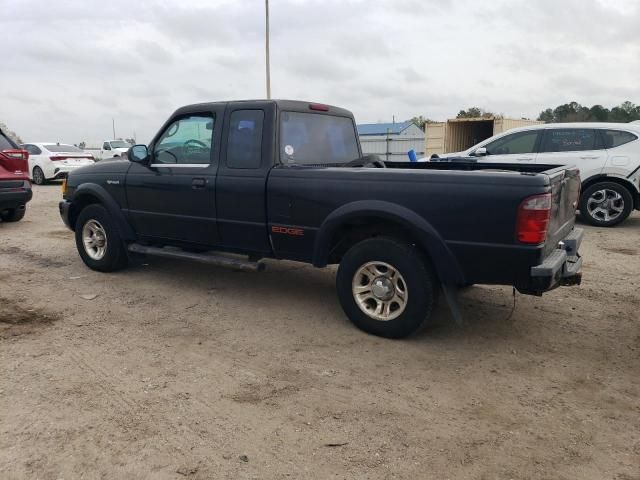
409,101,640,130
537,101,640,123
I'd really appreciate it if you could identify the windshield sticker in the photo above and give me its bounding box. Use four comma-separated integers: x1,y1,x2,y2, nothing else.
284,145,294,156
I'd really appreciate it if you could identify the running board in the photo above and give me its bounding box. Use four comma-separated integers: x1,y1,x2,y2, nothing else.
127,244,266,272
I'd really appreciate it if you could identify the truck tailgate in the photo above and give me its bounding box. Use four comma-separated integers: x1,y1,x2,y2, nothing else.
543,165,581,257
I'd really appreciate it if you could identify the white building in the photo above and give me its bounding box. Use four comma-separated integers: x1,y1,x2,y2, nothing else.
357,121,425,161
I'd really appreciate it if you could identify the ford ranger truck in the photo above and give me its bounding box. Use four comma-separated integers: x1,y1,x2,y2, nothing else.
59,100,583,338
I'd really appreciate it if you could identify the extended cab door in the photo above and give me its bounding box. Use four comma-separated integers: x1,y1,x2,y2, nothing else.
475,129,541,163
215,102,275,254
125,105,224,246
536,128,605,180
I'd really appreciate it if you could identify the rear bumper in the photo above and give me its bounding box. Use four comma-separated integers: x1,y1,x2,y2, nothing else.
0,181,33,210
525,228,584,294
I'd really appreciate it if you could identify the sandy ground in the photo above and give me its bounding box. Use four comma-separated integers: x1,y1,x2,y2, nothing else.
1,184,639,480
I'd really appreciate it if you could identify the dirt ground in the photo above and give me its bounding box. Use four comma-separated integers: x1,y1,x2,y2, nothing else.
1,184,639,480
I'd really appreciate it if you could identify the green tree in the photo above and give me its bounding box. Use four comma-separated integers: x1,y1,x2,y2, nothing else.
538,108,555,123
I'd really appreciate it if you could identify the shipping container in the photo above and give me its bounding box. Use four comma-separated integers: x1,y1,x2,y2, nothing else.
424,117,543,158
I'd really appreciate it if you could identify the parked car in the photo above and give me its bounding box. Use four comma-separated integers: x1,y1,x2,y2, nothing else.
431,123,640,227
98,140,131,160
0,129,32,222
21,143,95,185
59,100,583,338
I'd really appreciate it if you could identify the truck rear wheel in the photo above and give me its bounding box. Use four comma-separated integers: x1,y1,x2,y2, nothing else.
336,237,437,338
75,204,128,272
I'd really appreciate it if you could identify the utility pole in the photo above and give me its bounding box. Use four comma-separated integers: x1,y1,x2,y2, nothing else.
112,118,116,139
265,0,271,99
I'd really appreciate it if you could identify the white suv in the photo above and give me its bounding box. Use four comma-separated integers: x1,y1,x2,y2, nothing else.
445,123,640,227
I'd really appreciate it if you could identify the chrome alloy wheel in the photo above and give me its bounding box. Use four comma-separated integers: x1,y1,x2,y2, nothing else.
352,261,408,321
587,189,624,223
82,219,108,260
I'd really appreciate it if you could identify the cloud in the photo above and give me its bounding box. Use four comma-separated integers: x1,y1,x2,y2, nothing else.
1,0,638,143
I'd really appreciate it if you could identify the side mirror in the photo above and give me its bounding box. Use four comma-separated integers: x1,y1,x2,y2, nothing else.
473,147,488,157
128,145,149,163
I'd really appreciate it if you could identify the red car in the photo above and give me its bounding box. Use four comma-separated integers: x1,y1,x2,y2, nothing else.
0,128,32,222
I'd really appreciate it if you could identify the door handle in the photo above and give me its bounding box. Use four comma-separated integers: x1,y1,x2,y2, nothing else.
192,178,206,189
517,157,533,161
580,156,599,160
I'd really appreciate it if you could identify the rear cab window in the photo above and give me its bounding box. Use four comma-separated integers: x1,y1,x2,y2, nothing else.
280,112,359,165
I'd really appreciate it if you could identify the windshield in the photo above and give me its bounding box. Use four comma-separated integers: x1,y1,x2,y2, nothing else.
44,144,82,153
280,112,359,165
110,141,130,149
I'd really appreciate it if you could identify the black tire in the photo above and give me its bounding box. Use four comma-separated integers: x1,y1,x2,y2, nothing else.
75,204,128,272
0,206,26,222
32,166,46,185
336,237,437,339
579,181,633,227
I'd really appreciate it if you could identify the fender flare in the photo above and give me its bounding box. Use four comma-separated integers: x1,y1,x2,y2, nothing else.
70,183,136,241
312,200,465,285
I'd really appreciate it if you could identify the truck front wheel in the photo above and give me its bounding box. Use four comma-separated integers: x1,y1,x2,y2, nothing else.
336,237,437,338
75,204,128,272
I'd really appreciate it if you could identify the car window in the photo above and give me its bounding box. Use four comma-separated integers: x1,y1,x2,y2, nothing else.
43,144,83,153
25,144,42,155
484,131,540,155
600,130,638,149
280,112,360,165
541,129,596,153
227,110,264,169
153,114,214,165
0,131,17,150
110,140,130,148
103,142,110,150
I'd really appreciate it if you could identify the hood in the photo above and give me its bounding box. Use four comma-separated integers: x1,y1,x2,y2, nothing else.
69,157,131,179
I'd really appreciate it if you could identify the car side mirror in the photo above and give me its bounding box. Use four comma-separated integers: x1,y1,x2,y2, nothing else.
474,147,488,156
128,145,149,163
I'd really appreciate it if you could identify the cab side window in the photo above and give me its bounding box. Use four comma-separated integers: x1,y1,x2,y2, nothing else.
541,129,596,153
484,131,540,155
153,114,214,165
600,130,638,149
226,110,264,169
103,142,111,150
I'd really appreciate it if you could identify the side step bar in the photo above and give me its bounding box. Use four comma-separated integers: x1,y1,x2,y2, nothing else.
127,244,266,272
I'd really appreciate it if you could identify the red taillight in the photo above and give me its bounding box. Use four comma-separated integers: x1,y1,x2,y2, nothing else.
1,149,29,161
516,193,552,244
309,103,329,112
50,156,67,161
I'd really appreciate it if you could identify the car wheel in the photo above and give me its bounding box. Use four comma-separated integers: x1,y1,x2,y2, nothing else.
75,204,128,272
336,237,437,338
32,166,46,185
0,206,26,222
579,182,633,227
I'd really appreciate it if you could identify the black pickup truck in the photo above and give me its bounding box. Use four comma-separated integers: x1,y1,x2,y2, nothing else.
59,100,583,338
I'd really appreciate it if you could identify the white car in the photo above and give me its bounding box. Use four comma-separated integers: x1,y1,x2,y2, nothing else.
436,123,640,227
99,140,131,160
21,143,95,185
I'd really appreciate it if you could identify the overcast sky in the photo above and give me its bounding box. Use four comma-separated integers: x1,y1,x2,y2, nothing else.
2,0,639,144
